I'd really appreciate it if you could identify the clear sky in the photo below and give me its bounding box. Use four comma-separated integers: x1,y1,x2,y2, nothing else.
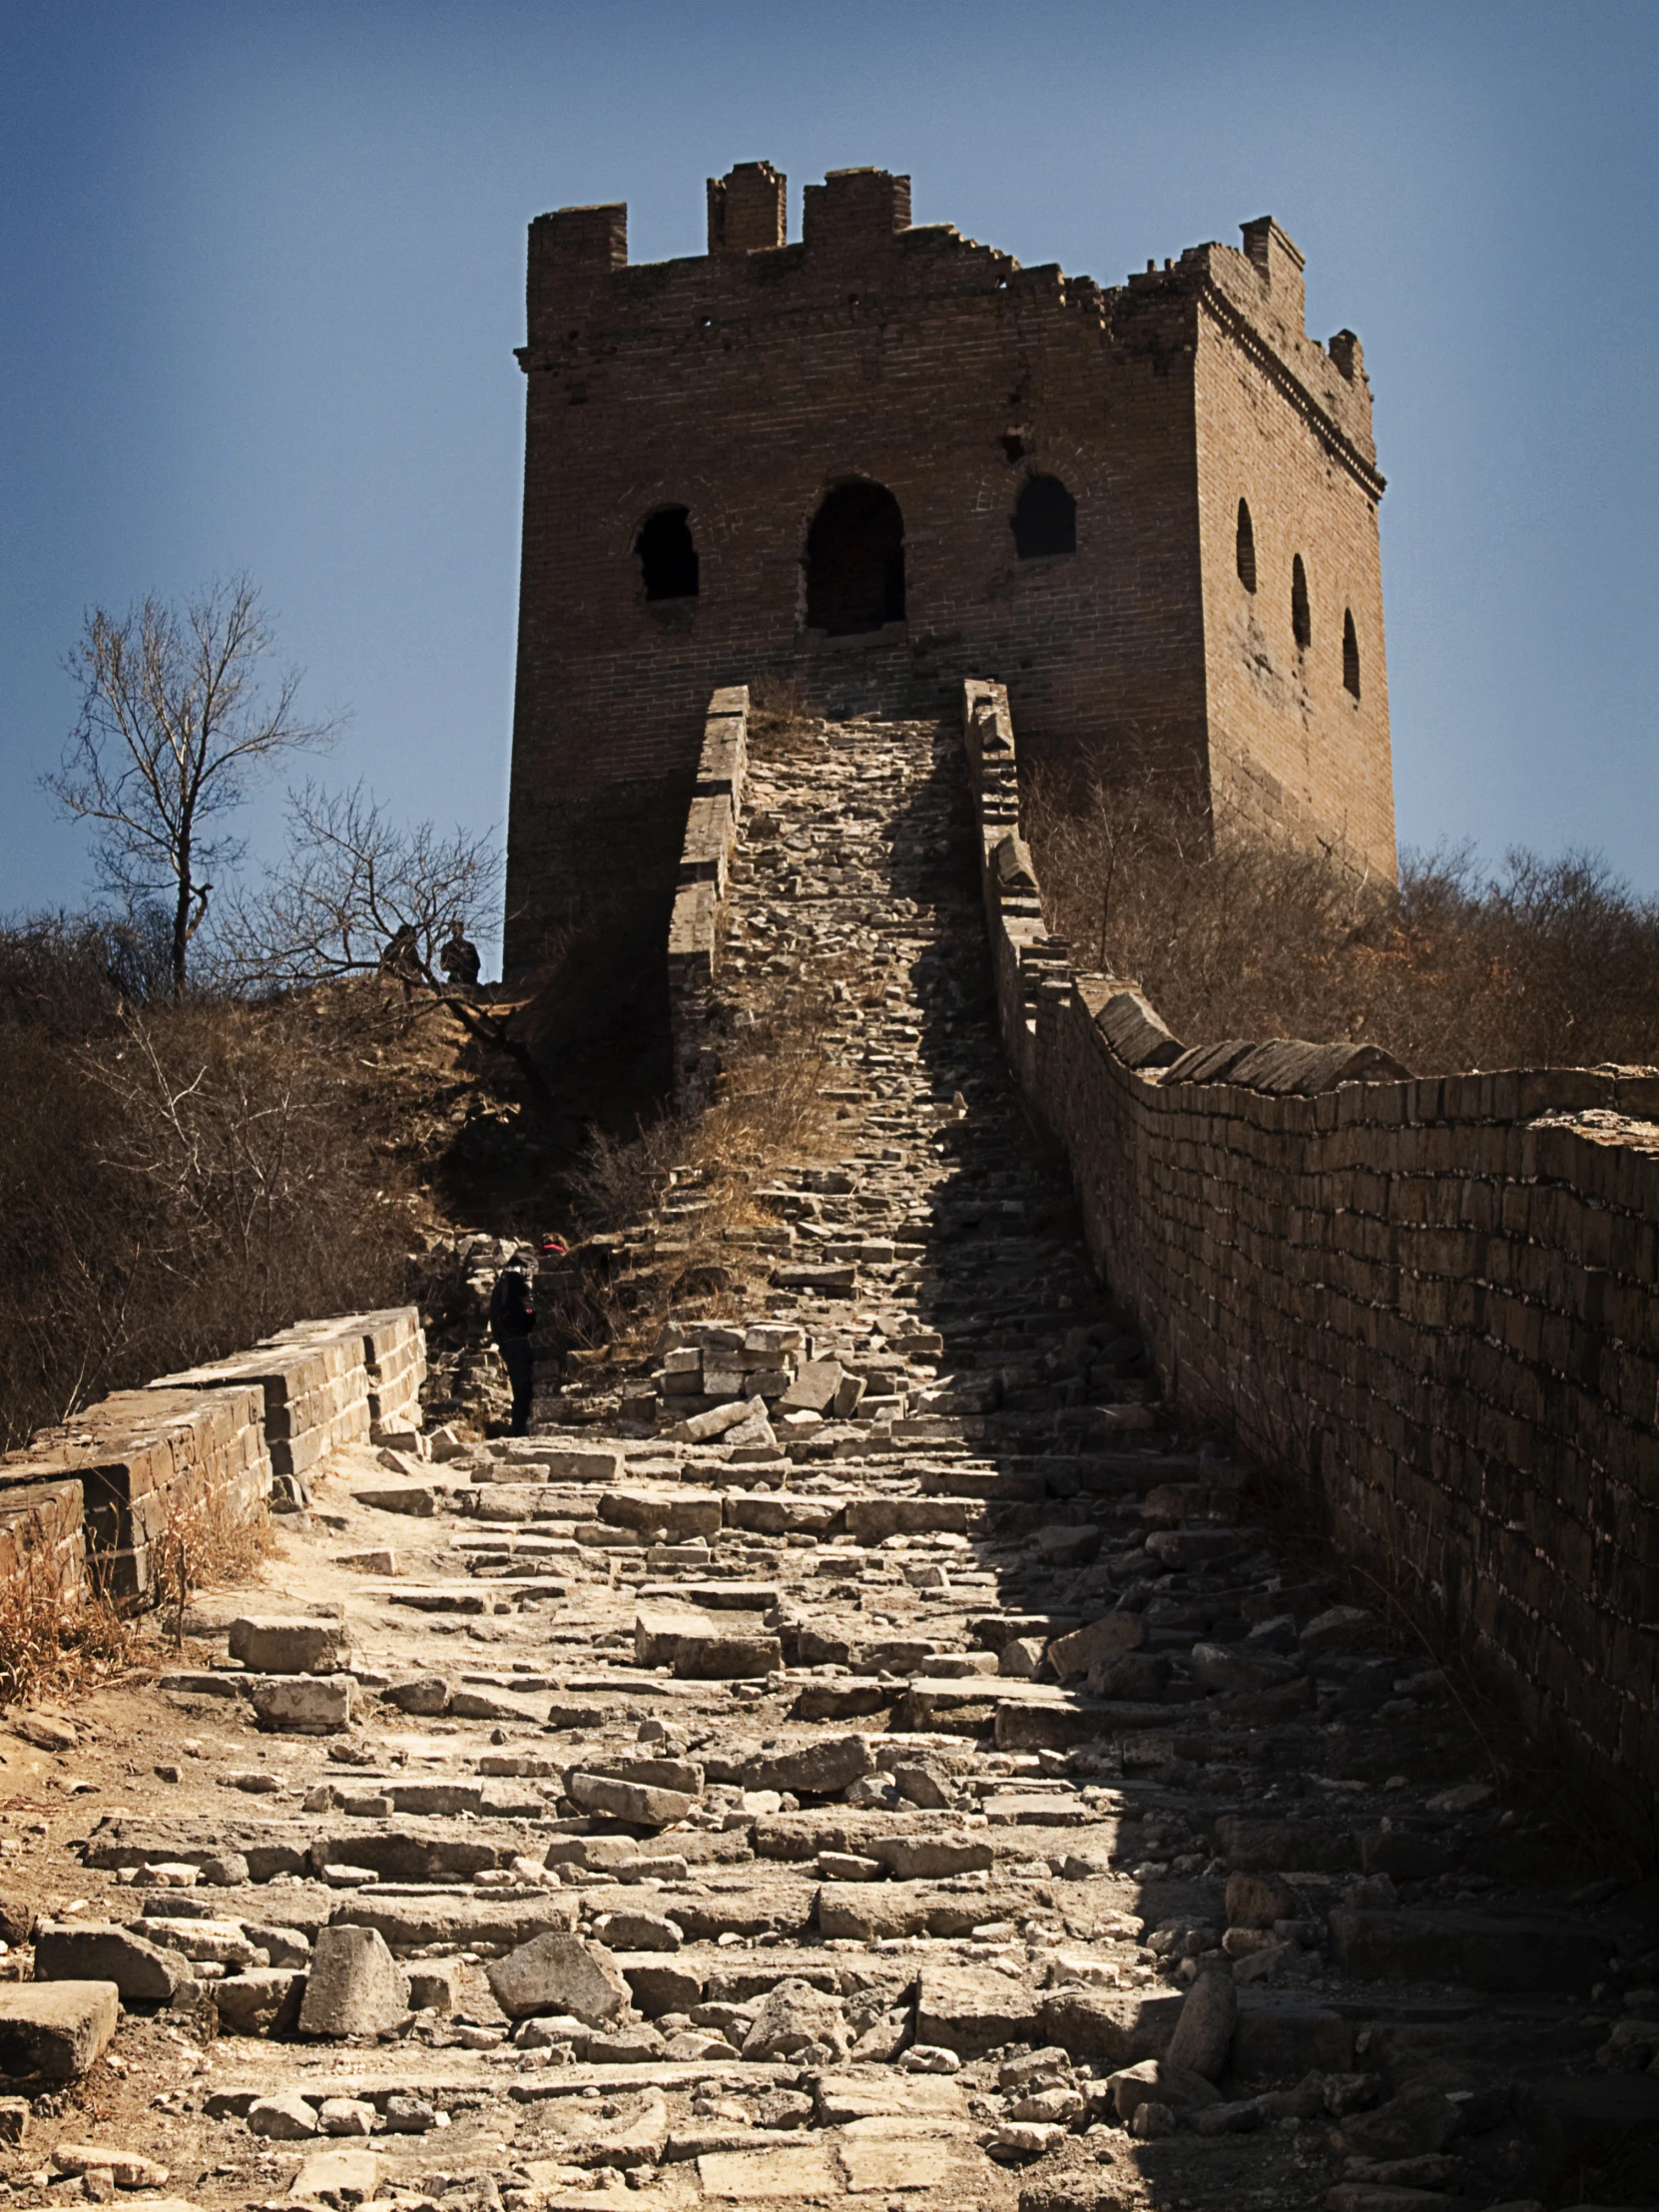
3,0,1656,953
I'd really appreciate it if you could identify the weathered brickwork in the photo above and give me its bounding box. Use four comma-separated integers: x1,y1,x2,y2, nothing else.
505,164,1394,1002
156,1307,427,1478
965,678,1659,1823
0,1307,424,1611
2,1382,271,1609
1193,224,1392,866
666,684,750,1102
0,1478,85,1611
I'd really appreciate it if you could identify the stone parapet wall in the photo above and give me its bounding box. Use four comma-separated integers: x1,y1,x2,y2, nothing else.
0,1307,424,1612
2,1382,270,1609
962,675,1659,1822
0,1479,87,1614
157,1308,427,1475
667,685,749,1104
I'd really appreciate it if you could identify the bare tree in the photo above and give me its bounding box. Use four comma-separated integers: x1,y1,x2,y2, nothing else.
45,576,335,998
219,782,553,1103
224,781,501,989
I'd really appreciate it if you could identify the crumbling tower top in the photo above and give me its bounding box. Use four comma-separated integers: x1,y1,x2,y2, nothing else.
706,160,787,254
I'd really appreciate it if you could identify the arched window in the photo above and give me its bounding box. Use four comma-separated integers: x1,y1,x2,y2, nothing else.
1011,474,1076,559
637,507,699,601
1343,609,1361,698
804,481,905,635
1236,499,1257,592
1291,554,1311,651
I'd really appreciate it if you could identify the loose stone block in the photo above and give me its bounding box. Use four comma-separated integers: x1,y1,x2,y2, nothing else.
567,1771,695,1828
487,1932,631,2023
50,2144,170,2187
248,2093,318,2139
380,1674,451,1715
295,1925,406,2038
1165,1970,1237,2081
34,1925,184,2005
228,1615,350,1674
915,1965,1040,2057
0,1985,121,2080
1047,1611,1147,1681
405,1957,464,2013
213,1968,305,2036
740,1734,873,1797
249,1674,353,1734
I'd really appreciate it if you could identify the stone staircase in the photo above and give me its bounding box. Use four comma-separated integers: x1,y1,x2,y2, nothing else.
6,713,1655,2212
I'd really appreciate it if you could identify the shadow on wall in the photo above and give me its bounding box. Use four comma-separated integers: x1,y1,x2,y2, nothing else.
805,481,906,636
965,674,1659,1837
510,940,676,1168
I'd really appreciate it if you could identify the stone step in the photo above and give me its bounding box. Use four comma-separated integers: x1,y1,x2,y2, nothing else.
21,711,1617,2212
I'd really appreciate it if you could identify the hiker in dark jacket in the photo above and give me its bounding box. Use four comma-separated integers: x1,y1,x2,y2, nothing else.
489,1251,536,1436
439,918,481,994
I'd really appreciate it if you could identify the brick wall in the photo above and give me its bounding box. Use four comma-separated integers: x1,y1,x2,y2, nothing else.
156,1308,427,1478
505,164,1394,1010
667,684,750,1103
964,677,1659,1824
2,1382,271,1609
0,1479,86,1614
1191,231,1394,871
0,1307,424,1612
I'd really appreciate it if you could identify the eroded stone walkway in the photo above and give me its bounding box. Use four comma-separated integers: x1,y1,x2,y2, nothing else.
6,716,1653,2212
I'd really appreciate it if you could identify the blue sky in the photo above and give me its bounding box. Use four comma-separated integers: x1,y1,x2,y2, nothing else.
3,0,1656,950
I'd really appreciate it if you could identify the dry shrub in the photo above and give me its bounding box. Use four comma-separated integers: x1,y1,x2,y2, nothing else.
0,1554,132,1706
1029,772,1659,1074
564,975,838,1353
0,914,415,1450
153,1483,276,1647
746,675,818,752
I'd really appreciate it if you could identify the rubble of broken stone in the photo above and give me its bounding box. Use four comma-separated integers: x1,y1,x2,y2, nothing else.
7,1410,1648,2212
0,712,1649,2212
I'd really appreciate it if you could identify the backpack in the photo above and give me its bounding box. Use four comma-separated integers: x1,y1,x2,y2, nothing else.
490,1265,531,1341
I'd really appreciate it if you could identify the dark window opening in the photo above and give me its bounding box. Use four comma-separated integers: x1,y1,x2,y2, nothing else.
1343,608,1361,698
1012,474,1077,559
637,507,699,601
804,481,905,634
1291,553,1311,650
1236,498,1257,592
1000,433,1027,463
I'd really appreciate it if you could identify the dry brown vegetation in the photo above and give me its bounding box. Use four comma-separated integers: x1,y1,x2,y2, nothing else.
153,1482,277,1649
0,914,422,1452
560,972,839,1355
1029,773,1659,1075
0,1555,132,1706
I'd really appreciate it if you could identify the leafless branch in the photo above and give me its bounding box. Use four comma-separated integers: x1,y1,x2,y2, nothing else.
218,780,502,990
44,576,337,997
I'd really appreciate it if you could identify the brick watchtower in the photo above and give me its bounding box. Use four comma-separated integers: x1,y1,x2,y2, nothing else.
505,162,1393,1030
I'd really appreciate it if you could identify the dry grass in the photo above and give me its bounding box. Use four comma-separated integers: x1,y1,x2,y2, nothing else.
562,973,839,1355
1029,771,1659,1074
152,1481,276,1648
0,915,417,1450
0,1555,133,1706
746,675,822,757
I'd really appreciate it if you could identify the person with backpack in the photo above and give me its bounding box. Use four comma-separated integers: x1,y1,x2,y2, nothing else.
489,1248,537,1436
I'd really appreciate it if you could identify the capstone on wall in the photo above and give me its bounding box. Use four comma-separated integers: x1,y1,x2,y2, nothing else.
505,163,1394,998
